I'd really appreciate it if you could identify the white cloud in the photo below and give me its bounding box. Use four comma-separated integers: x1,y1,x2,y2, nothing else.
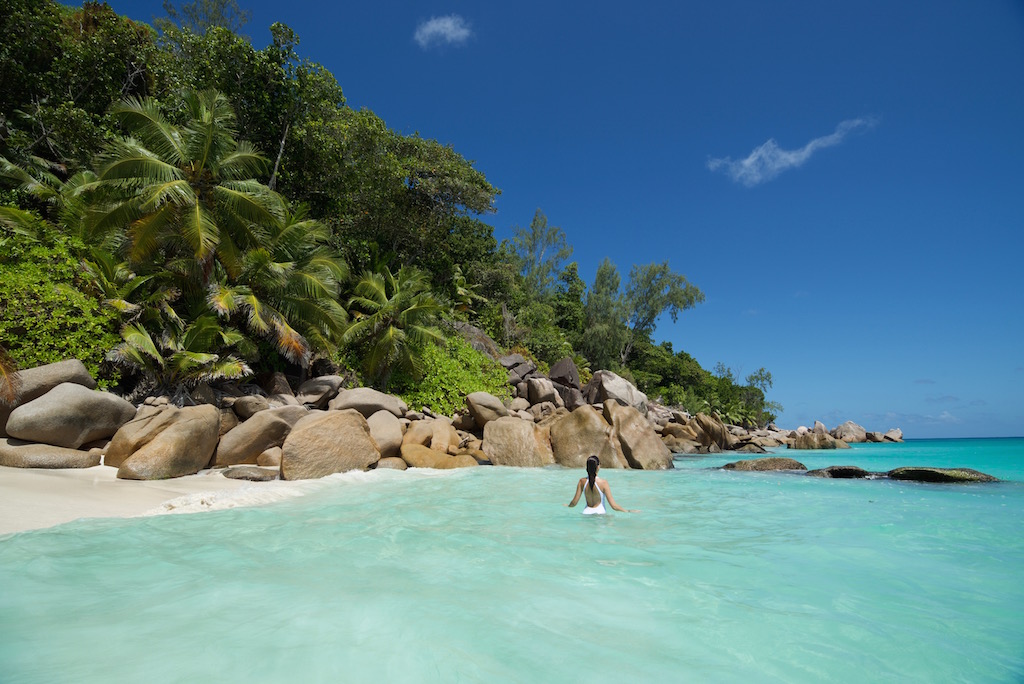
708,117,876,187
414,15,472,49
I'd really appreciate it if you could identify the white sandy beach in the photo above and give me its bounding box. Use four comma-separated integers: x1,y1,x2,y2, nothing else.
0,465,256,535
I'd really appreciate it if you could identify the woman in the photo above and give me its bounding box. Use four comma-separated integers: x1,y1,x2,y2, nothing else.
566,455,639,514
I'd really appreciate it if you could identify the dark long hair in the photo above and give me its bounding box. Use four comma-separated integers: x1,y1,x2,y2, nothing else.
586,455,599,490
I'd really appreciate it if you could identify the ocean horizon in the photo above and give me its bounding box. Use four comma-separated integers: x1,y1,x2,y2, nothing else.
2,437,1022,682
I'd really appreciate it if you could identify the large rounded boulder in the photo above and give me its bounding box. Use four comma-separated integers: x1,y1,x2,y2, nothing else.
0,359,97,437
6,383,136,449
581,370,649,414
603,400,673,470
0,438,101,468
831,421,867,443
482,416,554,467
328,387,407,417
548,406,627,469
366,410,403,459
465,392,509,430
214,405,309,467
117,405,221,480
295,375,345,408
690,413,738,450
281,409,380,480
789,432,850,450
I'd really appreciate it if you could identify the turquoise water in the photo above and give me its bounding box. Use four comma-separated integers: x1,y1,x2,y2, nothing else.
1,438,1023,682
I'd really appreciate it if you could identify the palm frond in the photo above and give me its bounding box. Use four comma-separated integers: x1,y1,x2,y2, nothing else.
181,203,220,260
110,96,184,163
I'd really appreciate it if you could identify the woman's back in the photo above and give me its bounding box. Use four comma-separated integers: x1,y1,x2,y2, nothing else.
583,477,605,507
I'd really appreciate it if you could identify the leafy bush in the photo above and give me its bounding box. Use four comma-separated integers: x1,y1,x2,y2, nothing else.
397,334,510,415
0,225,121,384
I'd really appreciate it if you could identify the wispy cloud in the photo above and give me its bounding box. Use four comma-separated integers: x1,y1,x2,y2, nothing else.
708,117,876,187
414,15,472,49
863,410,962,426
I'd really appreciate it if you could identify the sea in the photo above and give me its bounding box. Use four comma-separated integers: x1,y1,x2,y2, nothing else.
1,438,1022,683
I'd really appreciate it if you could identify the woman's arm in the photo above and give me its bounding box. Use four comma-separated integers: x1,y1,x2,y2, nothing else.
601,481,639,513
566,478,584,507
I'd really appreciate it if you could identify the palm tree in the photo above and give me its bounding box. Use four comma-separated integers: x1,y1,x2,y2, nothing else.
86,89,345,369
107,316,252,401
207,205,348,366
89,89,283,280
345,265,444,389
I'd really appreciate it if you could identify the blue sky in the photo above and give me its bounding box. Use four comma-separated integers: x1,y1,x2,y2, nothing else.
110,0,1024,438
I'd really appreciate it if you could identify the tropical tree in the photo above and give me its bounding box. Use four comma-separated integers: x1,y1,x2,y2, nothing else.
345,265,444,389
85,89,346,368
511,209,572,297
89,89,283,277
620,261,704,365
207,205,348,366
581,258,628,371
108,315,251,401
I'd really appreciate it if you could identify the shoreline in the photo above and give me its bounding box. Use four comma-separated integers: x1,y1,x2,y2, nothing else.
0,465,254,535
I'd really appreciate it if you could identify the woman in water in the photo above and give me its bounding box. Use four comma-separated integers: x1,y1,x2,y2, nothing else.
566,455,639,514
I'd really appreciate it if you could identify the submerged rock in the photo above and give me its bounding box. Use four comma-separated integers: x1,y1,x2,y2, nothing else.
722,457,807,472
806,465,872,479
887,467,997,483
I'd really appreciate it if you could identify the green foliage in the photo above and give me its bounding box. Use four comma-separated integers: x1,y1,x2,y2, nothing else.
0,1,781,423
345,265,444,390
511,209,572,297
0,221,120,384
0,1,157,169
397,334,510,416
87,89,344,367
553,262,585,348
158,0,251,34
107,315,251,391
580,257,628,371
620,261,705,365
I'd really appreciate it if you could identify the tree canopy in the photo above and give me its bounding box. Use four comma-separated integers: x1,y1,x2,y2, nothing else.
0,0,779,423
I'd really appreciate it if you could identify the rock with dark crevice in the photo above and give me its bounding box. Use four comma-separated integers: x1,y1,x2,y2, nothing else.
806,465,872,479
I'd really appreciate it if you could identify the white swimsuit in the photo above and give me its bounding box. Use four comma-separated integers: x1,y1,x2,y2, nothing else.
582,481,606,515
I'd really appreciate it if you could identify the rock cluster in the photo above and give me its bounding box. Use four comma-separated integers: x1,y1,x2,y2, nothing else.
6,355,968,487
721,458,998,483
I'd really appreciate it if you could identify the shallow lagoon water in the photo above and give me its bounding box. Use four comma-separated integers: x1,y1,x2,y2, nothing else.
1,439,1023,682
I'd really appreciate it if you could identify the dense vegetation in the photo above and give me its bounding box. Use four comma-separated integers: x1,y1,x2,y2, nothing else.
0,0,780,425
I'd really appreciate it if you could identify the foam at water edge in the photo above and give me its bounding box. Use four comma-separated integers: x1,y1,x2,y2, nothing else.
142,466,463,517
